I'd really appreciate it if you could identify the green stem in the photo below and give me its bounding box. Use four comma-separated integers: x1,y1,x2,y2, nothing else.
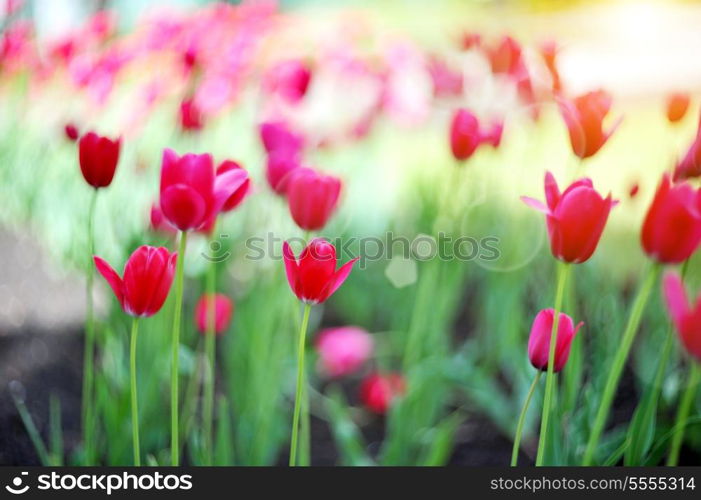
289,303,311,466
535,261,570,466
300,229,311,466
667,363,701,465
129,317,141,466
512,371,542,466
171,231,188,466
583,263,661,465
203,256,216,465
81,188,98,464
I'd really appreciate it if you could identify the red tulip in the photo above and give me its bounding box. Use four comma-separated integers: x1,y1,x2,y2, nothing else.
158,149,248,231
259,121,304,156
64,123,79,142
560,90,620,159
216,160,250,212
641,174,701,264
460,32,482,51
94,246,177,317
450,108,481,161
179,97,204,132
266,151,300,195
78,131,121,189
195,293,234,336
487,36,523,76
527,309,583,373
666,93,691,123
521,171,616,263
359,372,405,414
283,238,358,304
263,59,312,104
287,168,341,231
663,271,701,362
316,326,373,377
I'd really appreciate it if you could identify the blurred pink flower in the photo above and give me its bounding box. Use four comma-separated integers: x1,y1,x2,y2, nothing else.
316,326,373,377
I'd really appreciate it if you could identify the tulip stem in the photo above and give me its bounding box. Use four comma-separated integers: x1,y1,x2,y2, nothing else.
129,317,141,466
171,231,188,466
81,188,98,464
667,362,701,465
535,261,570,466
289,303,311,466
203,255,216,465
583,263,661,465
512,371,542,466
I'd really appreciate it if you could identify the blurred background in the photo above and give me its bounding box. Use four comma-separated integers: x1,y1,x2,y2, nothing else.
1,0,701,466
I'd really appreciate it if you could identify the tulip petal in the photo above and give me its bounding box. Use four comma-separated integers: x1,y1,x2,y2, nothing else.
663,271,689,328
213,167,250,213
283,241,300,299
520,196,550,214
544,171,560,210
94,256,125,309
160,184,207,230
322,257,359,301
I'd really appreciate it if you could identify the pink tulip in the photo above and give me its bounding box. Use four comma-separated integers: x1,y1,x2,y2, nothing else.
528,309,583,373
663,271,701,362
316,326,373,377
195,293,234,336
286,168,341,231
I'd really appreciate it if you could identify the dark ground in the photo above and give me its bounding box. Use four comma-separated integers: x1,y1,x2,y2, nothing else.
4,325,698,466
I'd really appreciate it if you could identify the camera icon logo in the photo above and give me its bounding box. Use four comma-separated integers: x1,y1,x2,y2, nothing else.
5,472,29,495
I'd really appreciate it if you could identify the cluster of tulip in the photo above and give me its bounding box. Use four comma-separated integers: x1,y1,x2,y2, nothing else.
4,1,701,467
509,90,701,466
74,116,411,465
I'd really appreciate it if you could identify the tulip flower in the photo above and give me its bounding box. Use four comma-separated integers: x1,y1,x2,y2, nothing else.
286,168,342,231
283,239,358,305
662,271,701,465
664,272,701,362
216,160,250,212
641,174,701,264
359,372,406,414
284,238,358,465
521,171,616,264
560,90,620,160
528,309,583,373
263,59,312,104
259,121,304,156
316,326,374,377
666,93,691,123
64,123,79,142
94,246,177,318
512,308,582,466
450,108,481,161
78,131,121,189
158,149,248,231
266,151,301,195
94,245,177,466
486,35,523,76
158,148,247,466
195,293,234,336
179,97,204,132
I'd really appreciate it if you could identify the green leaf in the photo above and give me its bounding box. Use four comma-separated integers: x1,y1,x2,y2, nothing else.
214,397,235,465
418,412,463,466
325,388,373,466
